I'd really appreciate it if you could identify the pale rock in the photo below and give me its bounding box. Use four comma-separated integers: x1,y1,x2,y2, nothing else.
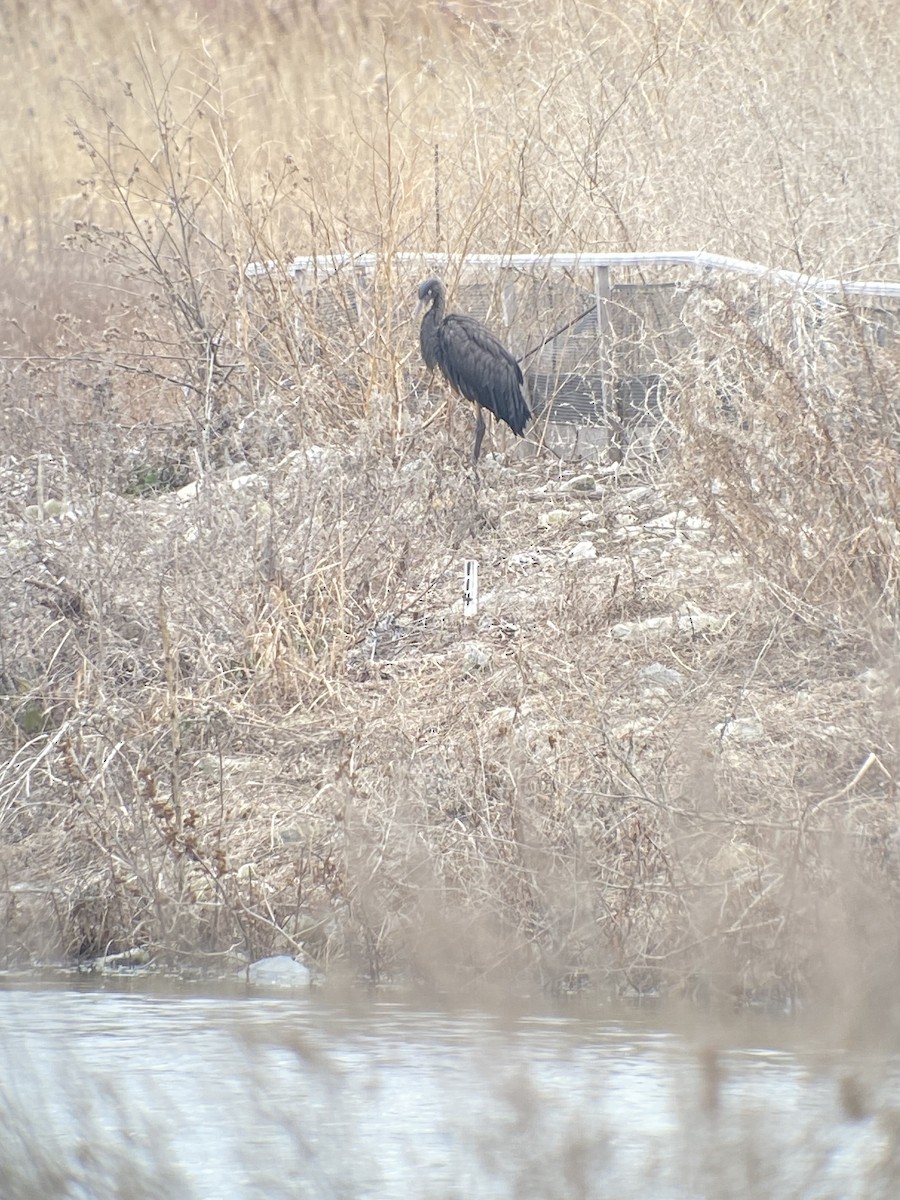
567,474,597,492
638,663,685,691
247,956,313,987
716,716,764,744
539,509,571,528
568,540,597,563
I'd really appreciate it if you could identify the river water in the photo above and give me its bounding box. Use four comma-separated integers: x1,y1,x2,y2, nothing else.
0,975,896,1199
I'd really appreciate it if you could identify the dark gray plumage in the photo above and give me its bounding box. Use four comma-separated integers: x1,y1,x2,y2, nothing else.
417,277,531,462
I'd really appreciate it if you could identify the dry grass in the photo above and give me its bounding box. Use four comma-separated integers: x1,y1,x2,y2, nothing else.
1,0,899,1016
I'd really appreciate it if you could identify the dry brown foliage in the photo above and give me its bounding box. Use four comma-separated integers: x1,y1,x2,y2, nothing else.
0,0,899,1016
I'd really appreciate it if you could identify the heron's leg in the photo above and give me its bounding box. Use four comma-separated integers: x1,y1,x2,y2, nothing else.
473,405,486,463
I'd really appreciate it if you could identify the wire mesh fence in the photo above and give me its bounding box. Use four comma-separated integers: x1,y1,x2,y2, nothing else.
244,252,900,464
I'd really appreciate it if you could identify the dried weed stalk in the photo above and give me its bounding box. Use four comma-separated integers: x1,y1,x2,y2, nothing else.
0,2,899,1012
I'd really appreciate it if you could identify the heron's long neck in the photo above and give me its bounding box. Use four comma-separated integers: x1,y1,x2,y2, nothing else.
430,288,446,325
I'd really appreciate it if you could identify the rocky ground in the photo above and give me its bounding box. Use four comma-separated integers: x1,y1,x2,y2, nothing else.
2,428,896,1008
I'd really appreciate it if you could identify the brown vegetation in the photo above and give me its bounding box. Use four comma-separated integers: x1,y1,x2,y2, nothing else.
1,0,899,1017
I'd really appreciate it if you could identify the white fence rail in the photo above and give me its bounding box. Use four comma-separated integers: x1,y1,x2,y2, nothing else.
247,249,900,299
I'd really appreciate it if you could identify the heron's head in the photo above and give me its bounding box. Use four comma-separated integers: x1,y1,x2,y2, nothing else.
415,277,445,317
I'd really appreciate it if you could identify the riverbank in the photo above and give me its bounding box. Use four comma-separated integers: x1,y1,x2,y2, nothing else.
1,0,899,1014
2,413,898,1012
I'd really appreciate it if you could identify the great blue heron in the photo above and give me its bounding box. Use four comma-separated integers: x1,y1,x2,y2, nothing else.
416,277,531,462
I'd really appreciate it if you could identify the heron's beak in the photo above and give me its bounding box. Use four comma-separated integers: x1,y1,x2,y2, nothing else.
414,296,425,318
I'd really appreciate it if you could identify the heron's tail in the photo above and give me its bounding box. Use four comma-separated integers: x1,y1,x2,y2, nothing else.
504,384,531,437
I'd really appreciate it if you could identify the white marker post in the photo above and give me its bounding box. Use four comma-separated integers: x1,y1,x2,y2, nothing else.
463,560,479,618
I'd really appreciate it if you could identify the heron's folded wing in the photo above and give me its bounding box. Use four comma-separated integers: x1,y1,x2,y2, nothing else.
437,315,530,435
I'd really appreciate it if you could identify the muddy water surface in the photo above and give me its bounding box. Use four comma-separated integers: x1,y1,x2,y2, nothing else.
0,976,893,1198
